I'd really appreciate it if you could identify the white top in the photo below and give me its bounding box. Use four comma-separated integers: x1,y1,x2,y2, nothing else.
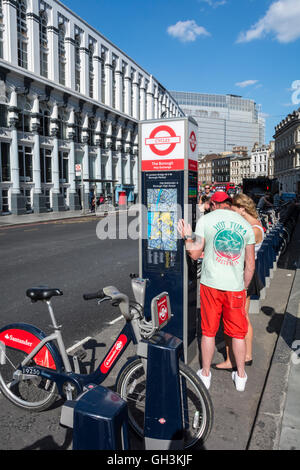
252,224,265,258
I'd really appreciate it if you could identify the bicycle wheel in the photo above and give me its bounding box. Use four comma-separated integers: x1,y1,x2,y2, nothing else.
0,345,57,411
116,358,213,449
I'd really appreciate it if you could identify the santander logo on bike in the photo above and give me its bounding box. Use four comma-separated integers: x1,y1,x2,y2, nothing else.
100,334,127,374
157,296,169,326
4,332,33,348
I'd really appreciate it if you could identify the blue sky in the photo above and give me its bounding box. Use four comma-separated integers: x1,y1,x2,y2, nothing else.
62,0,300,143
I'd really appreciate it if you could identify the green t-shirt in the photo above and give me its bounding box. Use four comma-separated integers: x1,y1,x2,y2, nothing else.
195,209,255,292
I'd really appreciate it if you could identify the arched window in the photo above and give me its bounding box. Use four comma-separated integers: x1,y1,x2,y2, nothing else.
39,10,48,77
17,0,28,69
58,22,66,85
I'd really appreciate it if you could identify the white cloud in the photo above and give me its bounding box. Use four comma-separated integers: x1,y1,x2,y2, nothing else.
237,0,300,44
167,20,210,43
235,80,259,88
199,0,227,7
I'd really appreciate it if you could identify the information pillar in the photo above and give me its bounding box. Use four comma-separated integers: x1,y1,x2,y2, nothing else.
139,117,198,363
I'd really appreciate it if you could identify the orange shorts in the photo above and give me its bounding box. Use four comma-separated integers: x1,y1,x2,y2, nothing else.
200,284,248,339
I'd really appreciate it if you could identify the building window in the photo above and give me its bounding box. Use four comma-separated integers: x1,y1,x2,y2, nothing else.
1,189,9,212
88,117,95,146
74,112,82,143
89,40,95,98
17,0,28,69
18,145,32,182
16,110,30,133
74,30,81,93
39,10,48,77
0,142,10,181
0,104,7,127
58,23,66,86
39,109,50,137
59,151,68,183
40,148,52,183
57,110,67,140
89,155,95,179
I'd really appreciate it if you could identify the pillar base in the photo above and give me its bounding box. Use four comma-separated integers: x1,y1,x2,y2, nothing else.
52,193,67,212
83,193,89,212
33,193,48,214
10,193,27,215
69,192,81,211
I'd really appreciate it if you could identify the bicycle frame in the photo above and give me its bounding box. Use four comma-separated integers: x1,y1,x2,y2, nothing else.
2,302,139,400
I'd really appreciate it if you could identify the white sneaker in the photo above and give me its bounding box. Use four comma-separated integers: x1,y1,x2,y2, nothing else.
197,369,211,390
232,371,247,391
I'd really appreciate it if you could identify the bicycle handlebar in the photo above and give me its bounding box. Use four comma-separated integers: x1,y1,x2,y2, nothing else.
83,291,106,301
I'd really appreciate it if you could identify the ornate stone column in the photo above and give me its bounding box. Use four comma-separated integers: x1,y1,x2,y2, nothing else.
124,65,132,117
2,0,18,65
115,125,123,188
147,77,154,120
31,95,47,213
94,116,102,196
139,77,146,121
93,46,102,103
27,6,40,74
115,58,123,113
154,85,159,119
50,103,65,211
47,10,59,83
81,112,90,210
132,71,140,120
65,32,76,91
8,89,25,214
67,108,80,210
105,50,113,107
80,34,90,97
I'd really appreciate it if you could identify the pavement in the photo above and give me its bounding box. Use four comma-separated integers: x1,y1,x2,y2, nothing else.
0,208,120,227
1,208,300,450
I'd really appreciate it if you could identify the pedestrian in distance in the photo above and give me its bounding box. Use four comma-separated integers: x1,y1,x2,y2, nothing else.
257,192,273,210
213,193,264,372
200,185,213,202
177,191,256,392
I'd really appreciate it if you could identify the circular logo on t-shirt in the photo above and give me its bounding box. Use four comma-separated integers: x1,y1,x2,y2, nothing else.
214,229,244,262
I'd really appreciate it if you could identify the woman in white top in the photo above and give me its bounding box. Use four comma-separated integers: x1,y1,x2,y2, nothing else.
214,193,264,370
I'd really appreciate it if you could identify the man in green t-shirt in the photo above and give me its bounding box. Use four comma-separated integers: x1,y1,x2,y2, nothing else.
178,191,255,392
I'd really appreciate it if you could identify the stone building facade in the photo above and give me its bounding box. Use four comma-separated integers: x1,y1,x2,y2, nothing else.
0,0,182,214
274,110,300,194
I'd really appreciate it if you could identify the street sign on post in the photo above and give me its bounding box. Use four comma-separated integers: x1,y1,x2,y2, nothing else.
139,117,199,364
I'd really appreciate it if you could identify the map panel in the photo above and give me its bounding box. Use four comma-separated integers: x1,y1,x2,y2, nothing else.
147,188,177,251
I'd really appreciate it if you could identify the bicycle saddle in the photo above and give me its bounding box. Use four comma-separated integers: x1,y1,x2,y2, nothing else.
26,287,63,302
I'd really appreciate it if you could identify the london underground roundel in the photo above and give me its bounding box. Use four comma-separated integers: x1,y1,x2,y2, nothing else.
189,131,197,152
145,125,181,156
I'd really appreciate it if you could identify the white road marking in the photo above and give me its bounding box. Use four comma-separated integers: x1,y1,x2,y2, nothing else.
108,315,123,325
66,336,91,353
